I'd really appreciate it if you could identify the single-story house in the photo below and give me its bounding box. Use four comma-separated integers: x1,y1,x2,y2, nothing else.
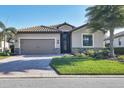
105,31,124,48
14,22,105,55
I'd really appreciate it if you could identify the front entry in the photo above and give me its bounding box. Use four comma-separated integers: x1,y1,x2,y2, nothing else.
61,32,71,53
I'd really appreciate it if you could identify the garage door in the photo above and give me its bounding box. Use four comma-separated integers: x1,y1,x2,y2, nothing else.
20,39,55,54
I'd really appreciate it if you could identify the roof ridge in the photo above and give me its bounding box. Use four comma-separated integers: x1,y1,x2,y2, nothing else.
49,22,76,28
18,25,40,31
40,25,58,30
17,25,61,33
18,25,58,31
70,23,87,32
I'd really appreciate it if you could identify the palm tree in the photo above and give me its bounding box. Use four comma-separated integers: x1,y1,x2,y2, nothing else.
0,21,16,54
86,5,124,58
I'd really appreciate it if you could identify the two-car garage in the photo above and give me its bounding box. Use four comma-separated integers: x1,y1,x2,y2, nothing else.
20,39,55,54
15,25,61,55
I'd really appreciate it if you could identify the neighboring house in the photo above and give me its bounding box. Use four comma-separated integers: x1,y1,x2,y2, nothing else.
14,22,105,55
0,41,9,52
105,31,124,48
0,32,10,52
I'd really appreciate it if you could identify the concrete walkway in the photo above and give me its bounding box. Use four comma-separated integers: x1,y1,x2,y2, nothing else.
0,55,63,78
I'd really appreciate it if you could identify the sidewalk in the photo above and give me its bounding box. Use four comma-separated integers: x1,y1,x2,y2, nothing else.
0,74,124,78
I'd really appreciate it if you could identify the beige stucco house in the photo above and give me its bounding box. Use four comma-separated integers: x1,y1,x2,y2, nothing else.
14,22,105,55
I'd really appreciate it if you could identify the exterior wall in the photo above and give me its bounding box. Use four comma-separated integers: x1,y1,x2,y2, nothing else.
71,27,105,53
58,25,73,32
14,33,61,54
105,36,124,47
114,37,124,47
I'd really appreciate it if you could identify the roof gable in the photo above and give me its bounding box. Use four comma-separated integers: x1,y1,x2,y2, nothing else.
49,22,76,29
70,23,87,32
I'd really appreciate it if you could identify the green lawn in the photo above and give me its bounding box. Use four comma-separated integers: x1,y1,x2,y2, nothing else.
0,56,9,60
51,56,124,75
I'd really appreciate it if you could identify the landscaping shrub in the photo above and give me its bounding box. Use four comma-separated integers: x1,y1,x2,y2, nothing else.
75,53,87,57
83,49,110,59
94,49,110,59
114,47,124,55
0,52,5,56
85,49,96,57
63,54,73,58
118,55,124,61
5,50,12,56
0,50,12,56
72,48,111,59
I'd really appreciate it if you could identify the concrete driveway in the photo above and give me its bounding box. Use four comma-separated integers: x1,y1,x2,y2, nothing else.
0,55,63,77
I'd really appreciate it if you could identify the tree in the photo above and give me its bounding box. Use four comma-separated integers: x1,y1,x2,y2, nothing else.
86,5,124,58
0,21,16,54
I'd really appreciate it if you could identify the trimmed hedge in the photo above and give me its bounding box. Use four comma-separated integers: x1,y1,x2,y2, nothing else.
114,47,124,55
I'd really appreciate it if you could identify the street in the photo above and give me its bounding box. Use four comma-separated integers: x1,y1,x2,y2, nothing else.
0,77,124,88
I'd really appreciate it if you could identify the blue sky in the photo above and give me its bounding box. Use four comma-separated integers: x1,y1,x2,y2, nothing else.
0,5,88,29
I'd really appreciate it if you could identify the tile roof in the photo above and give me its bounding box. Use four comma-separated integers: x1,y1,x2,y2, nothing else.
18,25,60,33
17,22,76,33
114,31,124,37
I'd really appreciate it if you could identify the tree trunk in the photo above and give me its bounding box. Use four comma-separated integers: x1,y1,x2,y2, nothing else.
109,29,115,58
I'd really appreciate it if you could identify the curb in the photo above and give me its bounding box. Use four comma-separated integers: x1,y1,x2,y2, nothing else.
1,75,124,79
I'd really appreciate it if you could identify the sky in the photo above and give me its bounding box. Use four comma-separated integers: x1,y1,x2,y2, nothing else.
0,5,123,34
0,5,88,29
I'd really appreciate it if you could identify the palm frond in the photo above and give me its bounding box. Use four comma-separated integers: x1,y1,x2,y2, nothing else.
5,27,17,34
86,5,124,32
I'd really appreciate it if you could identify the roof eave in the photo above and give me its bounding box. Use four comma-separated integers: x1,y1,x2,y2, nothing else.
70,23,88,32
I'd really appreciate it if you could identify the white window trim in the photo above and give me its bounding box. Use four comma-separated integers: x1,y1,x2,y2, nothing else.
18,37,57,54
81,33,94,48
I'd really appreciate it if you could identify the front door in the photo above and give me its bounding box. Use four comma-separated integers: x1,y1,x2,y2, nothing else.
61,32,71,53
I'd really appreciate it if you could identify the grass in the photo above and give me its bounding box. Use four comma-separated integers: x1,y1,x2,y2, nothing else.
51,56,124,75
0,56,10,60
0,52,11,60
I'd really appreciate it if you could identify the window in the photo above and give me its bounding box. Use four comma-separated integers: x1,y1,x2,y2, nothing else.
118,38,121,46
83,34,93,46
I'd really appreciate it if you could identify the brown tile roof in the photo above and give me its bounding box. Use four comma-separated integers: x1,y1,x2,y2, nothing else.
17,22,76,33
18,25,60,33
